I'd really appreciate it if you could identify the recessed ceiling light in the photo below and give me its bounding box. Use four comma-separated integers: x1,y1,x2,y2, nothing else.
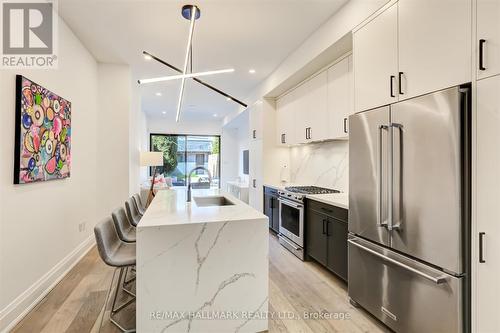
249,69,256,74
213,114,218,117
226,97,231,101
144,54,152,60
155,92,162,96
162,111,166,114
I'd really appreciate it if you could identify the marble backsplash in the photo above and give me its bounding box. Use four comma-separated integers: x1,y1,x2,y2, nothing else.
289,140,349,193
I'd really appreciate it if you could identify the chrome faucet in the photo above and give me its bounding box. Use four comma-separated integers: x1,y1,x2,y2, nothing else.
187,166,212,202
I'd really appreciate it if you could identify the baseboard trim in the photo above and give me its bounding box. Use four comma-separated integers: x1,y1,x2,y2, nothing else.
0,235,96,333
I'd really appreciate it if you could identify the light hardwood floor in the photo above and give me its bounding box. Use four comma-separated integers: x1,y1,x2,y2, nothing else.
12,233,388,333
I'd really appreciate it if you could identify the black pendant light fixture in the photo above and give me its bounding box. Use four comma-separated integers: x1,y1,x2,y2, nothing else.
138,4,247,122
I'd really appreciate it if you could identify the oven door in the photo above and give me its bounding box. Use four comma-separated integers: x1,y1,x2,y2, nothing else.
279,197,304,247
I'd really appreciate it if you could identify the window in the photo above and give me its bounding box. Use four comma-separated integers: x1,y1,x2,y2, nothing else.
150,134,220,188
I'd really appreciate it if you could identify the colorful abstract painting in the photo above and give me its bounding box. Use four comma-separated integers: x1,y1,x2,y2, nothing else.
14,75,72,184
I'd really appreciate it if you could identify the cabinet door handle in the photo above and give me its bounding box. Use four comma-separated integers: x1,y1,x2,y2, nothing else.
343,118,348,134
253,129,256,139
281,133,286,144
253,179,256,188
326,220,331,236
479,232,486,263
398,72,404,95
305,128,308,140
390,75,396,98
309,127,312,139
479,39,486,71
322,219,326,235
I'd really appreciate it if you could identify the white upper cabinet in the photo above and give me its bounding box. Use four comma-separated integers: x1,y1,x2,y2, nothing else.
328,55,353,138
398,0,471,100
477,0,500,80
353,3,399,113
248,101,263,140
294,71,329,143
276,90,297,146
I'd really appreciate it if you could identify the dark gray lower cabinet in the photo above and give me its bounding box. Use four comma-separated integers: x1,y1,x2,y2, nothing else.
264,187,279,233
306,199,348,282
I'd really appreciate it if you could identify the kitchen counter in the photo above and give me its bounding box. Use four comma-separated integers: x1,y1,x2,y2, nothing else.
137,188,269,333
307,192,349,209
263,183,349,209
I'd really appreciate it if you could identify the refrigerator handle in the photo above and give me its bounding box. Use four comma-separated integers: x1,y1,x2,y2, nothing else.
389,123,403,231
377,125,388,227
348,238,448,284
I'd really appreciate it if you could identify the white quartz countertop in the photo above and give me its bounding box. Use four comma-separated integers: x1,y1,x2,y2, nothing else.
138,188,266,228
263,183,349,209
306,192,349,209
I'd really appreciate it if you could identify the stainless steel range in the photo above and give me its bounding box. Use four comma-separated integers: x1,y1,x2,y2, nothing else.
278,186,340,260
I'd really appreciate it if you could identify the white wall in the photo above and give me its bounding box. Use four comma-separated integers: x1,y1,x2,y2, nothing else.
0,20,135,332
0,19,99,330
129,81,148,192
96,64,132,219
147,116,222,137
221,110,250,188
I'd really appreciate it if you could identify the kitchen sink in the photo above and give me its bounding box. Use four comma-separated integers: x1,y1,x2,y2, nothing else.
194,196,235,207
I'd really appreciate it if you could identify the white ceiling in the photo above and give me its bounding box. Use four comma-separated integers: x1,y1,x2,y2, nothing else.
59,0,348,122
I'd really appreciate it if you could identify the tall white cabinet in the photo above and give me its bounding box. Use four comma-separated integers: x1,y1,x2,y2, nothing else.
475,74,500,333
247,100,288,213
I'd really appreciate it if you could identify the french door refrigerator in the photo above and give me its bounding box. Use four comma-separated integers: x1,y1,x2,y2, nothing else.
348,85,471,333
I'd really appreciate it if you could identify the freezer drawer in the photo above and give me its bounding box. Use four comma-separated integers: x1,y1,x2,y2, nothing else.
348,236,463,333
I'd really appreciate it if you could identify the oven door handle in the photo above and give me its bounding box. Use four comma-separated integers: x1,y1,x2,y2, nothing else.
278,197,303,209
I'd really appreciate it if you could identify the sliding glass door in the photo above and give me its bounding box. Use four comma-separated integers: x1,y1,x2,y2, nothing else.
150,134,220,188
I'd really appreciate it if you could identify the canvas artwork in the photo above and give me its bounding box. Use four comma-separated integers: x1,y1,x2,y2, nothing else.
14,75,72,184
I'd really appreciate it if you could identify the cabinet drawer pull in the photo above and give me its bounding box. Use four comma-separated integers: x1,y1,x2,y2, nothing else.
253,179,256,188
281,133,286,144
479,232,486,263
390,75,396,98
253,129,256,139
343,118,348,134
479,39,486,71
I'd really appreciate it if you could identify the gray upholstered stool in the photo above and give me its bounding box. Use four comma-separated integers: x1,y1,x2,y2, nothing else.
132,193,145,216
125,198,141,227
112,207,136,243
94,217,136,333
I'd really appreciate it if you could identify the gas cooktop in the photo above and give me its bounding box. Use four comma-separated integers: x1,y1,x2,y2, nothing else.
284,186,340,195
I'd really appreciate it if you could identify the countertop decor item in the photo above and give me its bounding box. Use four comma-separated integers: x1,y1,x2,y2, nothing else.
140,151,163,207
14,75,72,184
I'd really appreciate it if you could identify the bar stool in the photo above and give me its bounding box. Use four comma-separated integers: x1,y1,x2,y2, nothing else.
125,198,141,227
94,217,136,332
112,207,136,243
132,193,145,216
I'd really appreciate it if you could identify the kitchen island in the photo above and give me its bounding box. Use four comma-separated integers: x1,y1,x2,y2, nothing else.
136,188,269,333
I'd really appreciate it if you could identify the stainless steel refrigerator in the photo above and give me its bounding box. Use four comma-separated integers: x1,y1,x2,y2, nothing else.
348,85,471,333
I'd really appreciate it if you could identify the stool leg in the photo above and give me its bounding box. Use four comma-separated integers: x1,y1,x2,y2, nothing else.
110,267,136,332
98,267,118,332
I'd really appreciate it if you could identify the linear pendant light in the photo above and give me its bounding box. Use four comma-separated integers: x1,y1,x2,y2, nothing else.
138,68,234,85
139,5,246,120
176,5,197,122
